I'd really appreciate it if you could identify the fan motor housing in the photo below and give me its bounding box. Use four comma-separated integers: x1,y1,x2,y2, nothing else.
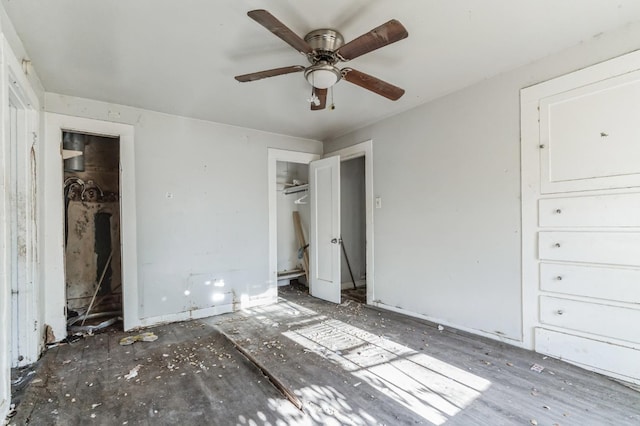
304,29,344,62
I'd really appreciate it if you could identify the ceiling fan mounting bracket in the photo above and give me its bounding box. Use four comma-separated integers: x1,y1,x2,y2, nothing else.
304,29,344,64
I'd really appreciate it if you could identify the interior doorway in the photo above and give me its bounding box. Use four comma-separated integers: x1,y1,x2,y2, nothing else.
268,144,373,306
62,132,123,333
276,161,310,287
340,156,367,303
325,139,375,305
267,149,320,300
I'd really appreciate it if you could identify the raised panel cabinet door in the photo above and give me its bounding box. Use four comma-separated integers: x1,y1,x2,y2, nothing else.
540,69,640,193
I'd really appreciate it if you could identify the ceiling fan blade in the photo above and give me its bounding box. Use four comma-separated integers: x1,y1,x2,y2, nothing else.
336,19,408,61
247,10,313,55
235,65,305,82
311,88,327,111
342,68,405,100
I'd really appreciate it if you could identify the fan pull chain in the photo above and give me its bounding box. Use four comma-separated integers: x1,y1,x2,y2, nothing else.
330,85,335,110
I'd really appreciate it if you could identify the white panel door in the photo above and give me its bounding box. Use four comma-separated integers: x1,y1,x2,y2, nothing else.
309,156,341,304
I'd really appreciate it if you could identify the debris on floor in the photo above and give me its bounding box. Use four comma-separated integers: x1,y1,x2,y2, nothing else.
7,284,640,425
124,364,142,380
119,331,159,345
530,363,545,373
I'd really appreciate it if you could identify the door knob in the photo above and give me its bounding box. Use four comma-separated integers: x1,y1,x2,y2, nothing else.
331,238,339,244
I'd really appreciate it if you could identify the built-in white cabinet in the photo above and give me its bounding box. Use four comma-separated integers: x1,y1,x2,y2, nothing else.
522,51,640,385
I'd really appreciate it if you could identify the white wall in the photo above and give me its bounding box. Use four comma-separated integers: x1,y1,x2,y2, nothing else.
325,22,640,344
341,157,366,284
44,93,322,331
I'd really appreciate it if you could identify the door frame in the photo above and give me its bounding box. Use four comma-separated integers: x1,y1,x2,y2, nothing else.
1,37,41,372
325,140,374,304
44,114,138,338
267,149,320,297
1,35,41,417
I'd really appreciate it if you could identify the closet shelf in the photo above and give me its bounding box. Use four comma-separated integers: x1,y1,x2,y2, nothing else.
277,269,305,280
283,184,308,195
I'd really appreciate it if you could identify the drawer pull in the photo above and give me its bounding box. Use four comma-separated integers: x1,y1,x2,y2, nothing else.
556,310,564,315
555,209,562,214
554,243,561,248
556,276,563,281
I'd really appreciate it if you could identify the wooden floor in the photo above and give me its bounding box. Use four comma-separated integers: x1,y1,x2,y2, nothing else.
8,284,640,425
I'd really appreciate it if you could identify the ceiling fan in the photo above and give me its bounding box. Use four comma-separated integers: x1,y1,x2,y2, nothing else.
234,9,409,110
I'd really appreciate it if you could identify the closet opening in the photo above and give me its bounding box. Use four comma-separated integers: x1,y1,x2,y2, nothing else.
340,156,367,303
276,161,311,290
62,131,123,334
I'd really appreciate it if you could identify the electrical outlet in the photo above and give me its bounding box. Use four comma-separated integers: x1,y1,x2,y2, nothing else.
375,197,382,209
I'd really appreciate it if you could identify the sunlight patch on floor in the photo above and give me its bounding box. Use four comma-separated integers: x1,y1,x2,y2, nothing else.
283,318,491,425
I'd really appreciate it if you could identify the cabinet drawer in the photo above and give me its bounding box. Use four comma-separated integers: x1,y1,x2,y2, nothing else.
539,193,640,227
540,263,640,303
535,328,640,381
540,296,640,344
539,231,640,266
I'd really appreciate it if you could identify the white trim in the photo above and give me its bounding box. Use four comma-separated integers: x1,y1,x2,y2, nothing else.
136,304,234,328
373,301,525,347
521,49,640,103
4,38,40,364
44,113,138,337
0,35,10,420
1,34,41,416
267,149,320,294
325,140,374,305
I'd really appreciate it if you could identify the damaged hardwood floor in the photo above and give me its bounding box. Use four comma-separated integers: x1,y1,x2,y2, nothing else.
7,284,640,425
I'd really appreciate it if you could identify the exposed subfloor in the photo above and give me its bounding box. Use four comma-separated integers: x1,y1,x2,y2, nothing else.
7,285,640,425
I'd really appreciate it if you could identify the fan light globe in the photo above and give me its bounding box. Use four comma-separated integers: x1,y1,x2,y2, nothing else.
305,65,341,89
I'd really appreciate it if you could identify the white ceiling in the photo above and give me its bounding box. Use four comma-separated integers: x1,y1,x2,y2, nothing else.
4,0,640,140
